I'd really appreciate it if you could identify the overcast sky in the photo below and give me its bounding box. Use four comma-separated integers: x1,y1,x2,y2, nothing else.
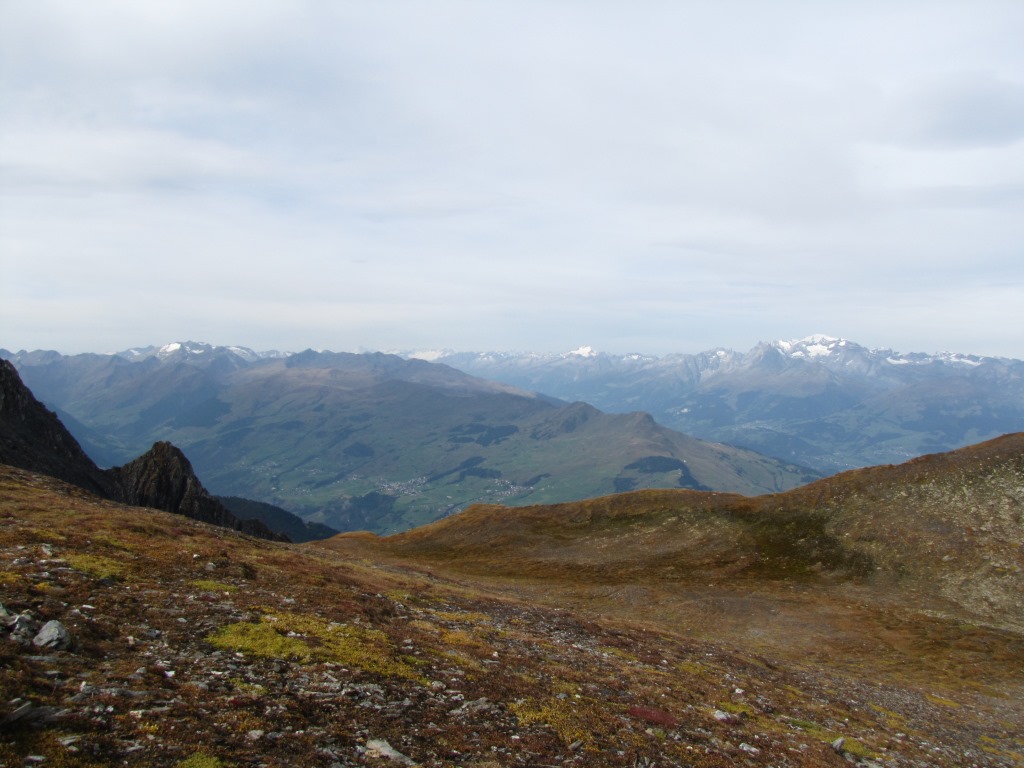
2,1,1023,358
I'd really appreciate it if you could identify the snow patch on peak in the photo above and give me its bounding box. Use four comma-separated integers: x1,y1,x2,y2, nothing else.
124,341,275,362
937,352,984,367
803,341,836,358
407,349,452,362
566,346,598,358
774,334,847,358
156,341,212,359
225,346,264,362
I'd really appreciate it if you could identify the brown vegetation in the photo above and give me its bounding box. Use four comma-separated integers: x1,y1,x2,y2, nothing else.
2,434,1024,766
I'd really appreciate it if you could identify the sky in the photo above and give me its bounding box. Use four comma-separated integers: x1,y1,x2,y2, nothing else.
2,1,1023,358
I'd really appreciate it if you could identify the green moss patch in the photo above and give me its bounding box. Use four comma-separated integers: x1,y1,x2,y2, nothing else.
189,579,238,593
207,611,422,680
207,620,312,661
175,755,231,768
65,553,130,580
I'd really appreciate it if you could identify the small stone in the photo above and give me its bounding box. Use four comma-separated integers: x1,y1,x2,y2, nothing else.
246,729,264,740
740,742,759,754
365,738,416,765
713,709,737,723
831,737,846,753
450,697,495,717
7,613,38,641
33,620,72,651
2,701,34,725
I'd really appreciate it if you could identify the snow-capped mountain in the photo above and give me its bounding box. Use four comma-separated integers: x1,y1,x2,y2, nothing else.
432,336,1024,473
4,336,1020,476
118,341,289,363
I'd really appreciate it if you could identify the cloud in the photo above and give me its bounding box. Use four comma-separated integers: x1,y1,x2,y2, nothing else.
882,72,1024,149
2,1,1023,357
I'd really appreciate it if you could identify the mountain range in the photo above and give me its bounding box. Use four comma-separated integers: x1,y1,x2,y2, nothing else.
2,343,814,533
429,335,1024,473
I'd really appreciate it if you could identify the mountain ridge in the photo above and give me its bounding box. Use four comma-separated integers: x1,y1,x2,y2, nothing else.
3,344,815,533
425,335,1024,473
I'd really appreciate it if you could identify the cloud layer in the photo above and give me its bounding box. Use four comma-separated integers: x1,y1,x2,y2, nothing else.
2,1,1023,357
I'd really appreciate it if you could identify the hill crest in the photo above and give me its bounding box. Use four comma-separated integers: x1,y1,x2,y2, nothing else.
335,432,1024,633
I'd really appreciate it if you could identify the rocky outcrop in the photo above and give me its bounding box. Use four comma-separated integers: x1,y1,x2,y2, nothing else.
109,442,284,541
0,360,284,541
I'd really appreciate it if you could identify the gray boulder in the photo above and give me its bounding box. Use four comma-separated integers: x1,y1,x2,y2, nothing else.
32,620,73,651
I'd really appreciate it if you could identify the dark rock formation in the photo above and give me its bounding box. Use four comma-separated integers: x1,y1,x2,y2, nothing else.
110,442,284,541
0,359,285,542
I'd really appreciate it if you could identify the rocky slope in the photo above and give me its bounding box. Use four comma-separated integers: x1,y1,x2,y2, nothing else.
2,463,1022,767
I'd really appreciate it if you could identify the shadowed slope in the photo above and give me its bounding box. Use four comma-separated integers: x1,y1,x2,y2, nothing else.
0,359,118,498
0,359,283,541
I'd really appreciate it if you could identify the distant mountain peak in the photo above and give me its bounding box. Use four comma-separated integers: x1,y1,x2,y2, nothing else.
404,349,454,362
566,345,598,358
118,342,288,363
772,335,852,358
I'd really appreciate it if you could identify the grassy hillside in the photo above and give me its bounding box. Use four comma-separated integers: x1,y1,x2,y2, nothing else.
326,433,1024,665
2,462,1022,766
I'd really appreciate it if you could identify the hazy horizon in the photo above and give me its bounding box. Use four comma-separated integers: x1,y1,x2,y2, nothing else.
3,332,1019,361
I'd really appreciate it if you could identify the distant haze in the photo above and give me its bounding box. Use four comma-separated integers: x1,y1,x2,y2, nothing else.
2,2,1023,358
